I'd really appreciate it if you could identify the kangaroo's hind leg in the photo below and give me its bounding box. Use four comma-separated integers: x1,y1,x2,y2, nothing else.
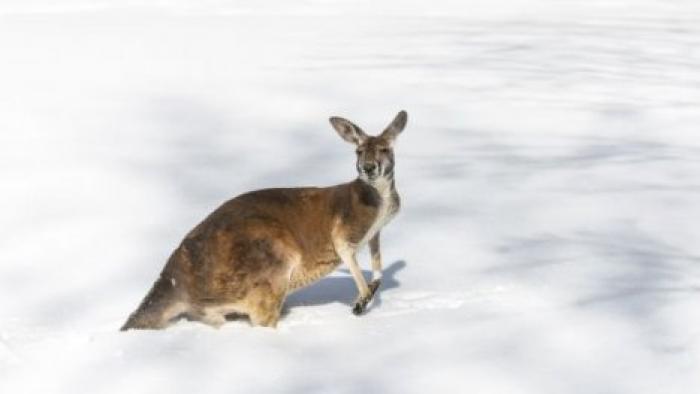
245,275,288,328
202,231,299,328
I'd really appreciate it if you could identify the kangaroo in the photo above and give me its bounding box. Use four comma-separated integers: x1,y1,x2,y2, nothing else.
120,111,407,330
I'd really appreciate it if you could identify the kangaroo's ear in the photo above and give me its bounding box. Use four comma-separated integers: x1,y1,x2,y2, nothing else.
380,110,408,143
329,116,367,145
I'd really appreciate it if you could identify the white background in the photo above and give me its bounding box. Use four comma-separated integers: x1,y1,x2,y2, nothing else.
1,1,699,393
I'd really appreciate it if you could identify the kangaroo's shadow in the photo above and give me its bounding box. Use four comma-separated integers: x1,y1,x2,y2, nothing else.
283,260,406,314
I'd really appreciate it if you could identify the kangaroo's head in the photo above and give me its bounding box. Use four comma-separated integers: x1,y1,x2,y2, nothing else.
330,111,408,184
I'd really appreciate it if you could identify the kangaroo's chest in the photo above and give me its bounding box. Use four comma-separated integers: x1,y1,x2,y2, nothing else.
360,186,399,245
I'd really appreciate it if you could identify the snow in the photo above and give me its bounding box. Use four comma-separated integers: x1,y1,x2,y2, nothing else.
2,0,700,393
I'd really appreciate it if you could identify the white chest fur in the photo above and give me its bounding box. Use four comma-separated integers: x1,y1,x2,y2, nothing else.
360,177,399,246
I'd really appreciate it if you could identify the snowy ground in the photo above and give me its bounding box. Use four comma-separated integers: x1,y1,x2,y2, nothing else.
2,1,700,393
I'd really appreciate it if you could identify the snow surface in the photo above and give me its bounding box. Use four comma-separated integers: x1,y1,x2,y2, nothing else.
2,1,700,393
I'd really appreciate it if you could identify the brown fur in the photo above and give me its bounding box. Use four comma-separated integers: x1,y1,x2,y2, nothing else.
121,111,407,330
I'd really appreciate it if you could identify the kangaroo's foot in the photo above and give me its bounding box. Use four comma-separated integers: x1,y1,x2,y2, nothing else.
352,279,381,316
246,279,286,328
200,311,227,329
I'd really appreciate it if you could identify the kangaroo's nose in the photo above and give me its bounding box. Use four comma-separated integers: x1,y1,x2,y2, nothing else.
363,163,377,173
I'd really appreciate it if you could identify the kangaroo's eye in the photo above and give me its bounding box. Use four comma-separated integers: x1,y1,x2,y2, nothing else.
380,148,390,154
356,149,363,154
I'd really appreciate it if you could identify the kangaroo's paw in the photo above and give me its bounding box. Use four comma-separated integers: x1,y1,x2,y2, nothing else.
368,279,381,297
352,279,382,316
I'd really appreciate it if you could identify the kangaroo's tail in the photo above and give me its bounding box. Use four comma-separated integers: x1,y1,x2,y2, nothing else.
120,273,180,331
